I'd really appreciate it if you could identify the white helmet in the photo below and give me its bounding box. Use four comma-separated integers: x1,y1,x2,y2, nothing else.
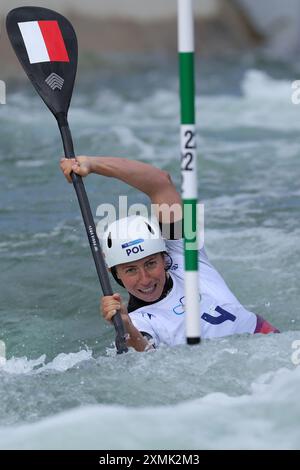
101,215,166,268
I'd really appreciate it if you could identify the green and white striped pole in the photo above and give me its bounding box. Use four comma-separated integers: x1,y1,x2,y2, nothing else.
178,0,200,344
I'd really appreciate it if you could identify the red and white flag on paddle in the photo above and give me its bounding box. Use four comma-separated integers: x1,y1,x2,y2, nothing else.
18,20,70,64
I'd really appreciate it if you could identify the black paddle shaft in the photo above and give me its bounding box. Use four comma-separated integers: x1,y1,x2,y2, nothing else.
6,6,128,354
57,113,128,354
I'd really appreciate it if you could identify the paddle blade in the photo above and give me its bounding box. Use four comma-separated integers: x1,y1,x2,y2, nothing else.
6,6,78,116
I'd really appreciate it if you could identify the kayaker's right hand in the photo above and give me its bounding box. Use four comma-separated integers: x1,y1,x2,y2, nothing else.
101,293,153,352
101,293,129,324
60,156,92,183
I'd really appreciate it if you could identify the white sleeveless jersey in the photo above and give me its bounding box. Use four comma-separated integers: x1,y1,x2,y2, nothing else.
129,239,257,347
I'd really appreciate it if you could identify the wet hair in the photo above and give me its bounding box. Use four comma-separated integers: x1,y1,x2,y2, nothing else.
111,251,173,288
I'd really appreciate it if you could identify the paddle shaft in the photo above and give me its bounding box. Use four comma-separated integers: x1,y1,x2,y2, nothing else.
56,113,128,354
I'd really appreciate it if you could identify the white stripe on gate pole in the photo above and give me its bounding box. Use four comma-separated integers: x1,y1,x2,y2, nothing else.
178,0,200,344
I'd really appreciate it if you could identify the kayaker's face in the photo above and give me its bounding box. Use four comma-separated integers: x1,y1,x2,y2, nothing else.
116,253,166,302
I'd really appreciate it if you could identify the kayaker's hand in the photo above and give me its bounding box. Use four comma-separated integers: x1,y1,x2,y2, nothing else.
101,293,153,352
60,156,92,183
101,293,129,324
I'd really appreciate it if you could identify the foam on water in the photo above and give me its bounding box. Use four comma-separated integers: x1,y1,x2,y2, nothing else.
241,70,293,101
0,362,299,449
15,160,48,168
1,349,93,375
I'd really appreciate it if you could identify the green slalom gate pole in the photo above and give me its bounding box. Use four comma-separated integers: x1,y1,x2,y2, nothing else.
178,0,200,344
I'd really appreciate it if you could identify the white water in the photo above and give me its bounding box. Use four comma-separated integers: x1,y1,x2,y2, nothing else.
0,335,300,449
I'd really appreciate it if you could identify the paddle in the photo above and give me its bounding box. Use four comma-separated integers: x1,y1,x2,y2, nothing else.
6,6,128,354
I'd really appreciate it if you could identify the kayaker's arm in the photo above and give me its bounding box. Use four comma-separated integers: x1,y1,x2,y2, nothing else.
60,156,182,222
